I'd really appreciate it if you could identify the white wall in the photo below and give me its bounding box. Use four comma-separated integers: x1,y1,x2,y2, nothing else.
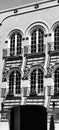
0,122,9,130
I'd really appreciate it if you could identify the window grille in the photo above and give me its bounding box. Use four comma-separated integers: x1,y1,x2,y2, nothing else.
31,68,43,94
1,88,6,98
54,26,59,50
31,29,44,53
9,70,21,95
10,32,22,56
54,68,59,94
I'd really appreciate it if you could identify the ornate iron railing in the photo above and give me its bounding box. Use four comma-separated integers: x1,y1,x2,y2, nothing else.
24,44,46,55
3,47,23,58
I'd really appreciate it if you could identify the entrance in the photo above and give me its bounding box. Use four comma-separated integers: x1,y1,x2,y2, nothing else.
10,105,47,130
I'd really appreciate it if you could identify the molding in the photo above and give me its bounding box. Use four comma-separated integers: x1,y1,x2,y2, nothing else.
1,0,58,24
25,22,49,35
14,9,18,14
0,0,57,14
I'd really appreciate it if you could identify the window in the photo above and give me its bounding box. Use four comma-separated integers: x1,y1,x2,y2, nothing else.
31,28,44,53
30,68,43,95
54,26,59,50
54,68,59,94
10,32,22,56
9,70,21,95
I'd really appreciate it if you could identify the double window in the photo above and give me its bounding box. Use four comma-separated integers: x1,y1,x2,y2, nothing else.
31,68,43,95
9,70,21,95
31,29,44,53
10,32,22,56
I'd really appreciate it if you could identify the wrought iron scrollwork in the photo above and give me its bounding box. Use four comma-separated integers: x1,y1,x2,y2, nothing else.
22,68,30,80
2,69,8,82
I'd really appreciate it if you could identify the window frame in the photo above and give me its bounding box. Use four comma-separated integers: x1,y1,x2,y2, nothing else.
9,70,21,96
30,68,44,95
54,68,59,94
10,32,22,56
31,28,44,54
54,26,59,51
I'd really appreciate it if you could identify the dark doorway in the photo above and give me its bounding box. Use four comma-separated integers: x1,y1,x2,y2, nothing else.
10,105,47,130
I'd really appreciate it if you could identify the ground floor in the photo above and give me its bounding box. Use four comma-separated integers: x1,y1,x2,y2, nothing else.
0,122,59,130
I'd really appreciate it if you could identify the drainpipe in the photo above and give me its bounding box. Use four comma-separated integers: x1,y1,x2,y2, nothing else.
44,43,51,109
21,46,27,105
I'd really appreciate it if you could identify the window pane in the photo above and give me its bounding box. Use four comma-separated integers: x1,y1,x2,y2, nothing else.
10,34,15,56
54,26,59,50
54,68,59,94
17,33,22,55
38,29,44,53
31,30,36,53
31,69,36,93
9,71,14,94
16,71,21,94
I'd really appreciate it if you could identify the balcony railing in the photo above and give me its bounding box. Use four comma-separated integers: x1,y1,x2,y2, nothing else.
3,47,23,58
3,45,46,58
24,44,46,55
1,88,6,98
1,87,29,98
48,42,59,53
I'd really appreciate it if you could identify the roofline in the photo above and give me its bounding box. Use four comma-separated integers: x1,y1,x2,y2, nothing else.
0,0,57,14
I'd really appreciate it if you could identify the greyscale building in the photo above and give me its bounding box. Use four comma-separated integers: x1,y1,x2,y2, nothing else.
0,0,59,129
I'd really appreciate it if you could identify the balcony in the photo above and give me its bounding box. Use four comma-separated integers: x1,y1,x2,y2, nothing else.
1,88,6,98
24,44,45,58
48,42,59,56
1,87,29,99
2,47,23,59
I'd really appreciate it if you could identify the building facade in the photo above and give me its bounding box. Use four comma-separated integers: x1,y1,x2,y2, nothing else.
0,0,59,129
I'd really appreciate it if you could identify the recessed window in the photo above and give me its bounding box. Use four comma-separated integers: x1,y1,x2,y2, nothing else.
31,28,44,53
10,32,22,56
54,68,59,94
9,70,21,95
30,68,43,95
54,26,59,50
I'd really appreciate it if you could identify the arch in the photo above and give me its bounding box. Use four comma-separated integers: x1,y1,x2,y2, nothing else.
51,21,59,51
7,29,23,39
7,29,23,56
51,21,59,31
25,21,49,35
50,63,59,76
7,67,21,78
29,64,45,76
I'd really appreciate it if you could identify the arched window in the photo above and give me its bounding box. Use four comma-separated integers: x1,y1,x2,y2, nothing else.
54,68,59,94
10,32,22,56
54,26,59,50
30,68,44,95
9,70,21,95
31,28,44,53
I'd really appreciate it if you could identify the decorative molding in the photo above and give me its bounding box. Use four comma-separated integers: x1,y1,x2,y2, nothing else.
5,40,8,43
26,37,29,40
34,4,39,9
49,33,51,36
14,9,18,13
2,69,8,82
22,67,30,80
44,34,48,37
22,38,25,41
